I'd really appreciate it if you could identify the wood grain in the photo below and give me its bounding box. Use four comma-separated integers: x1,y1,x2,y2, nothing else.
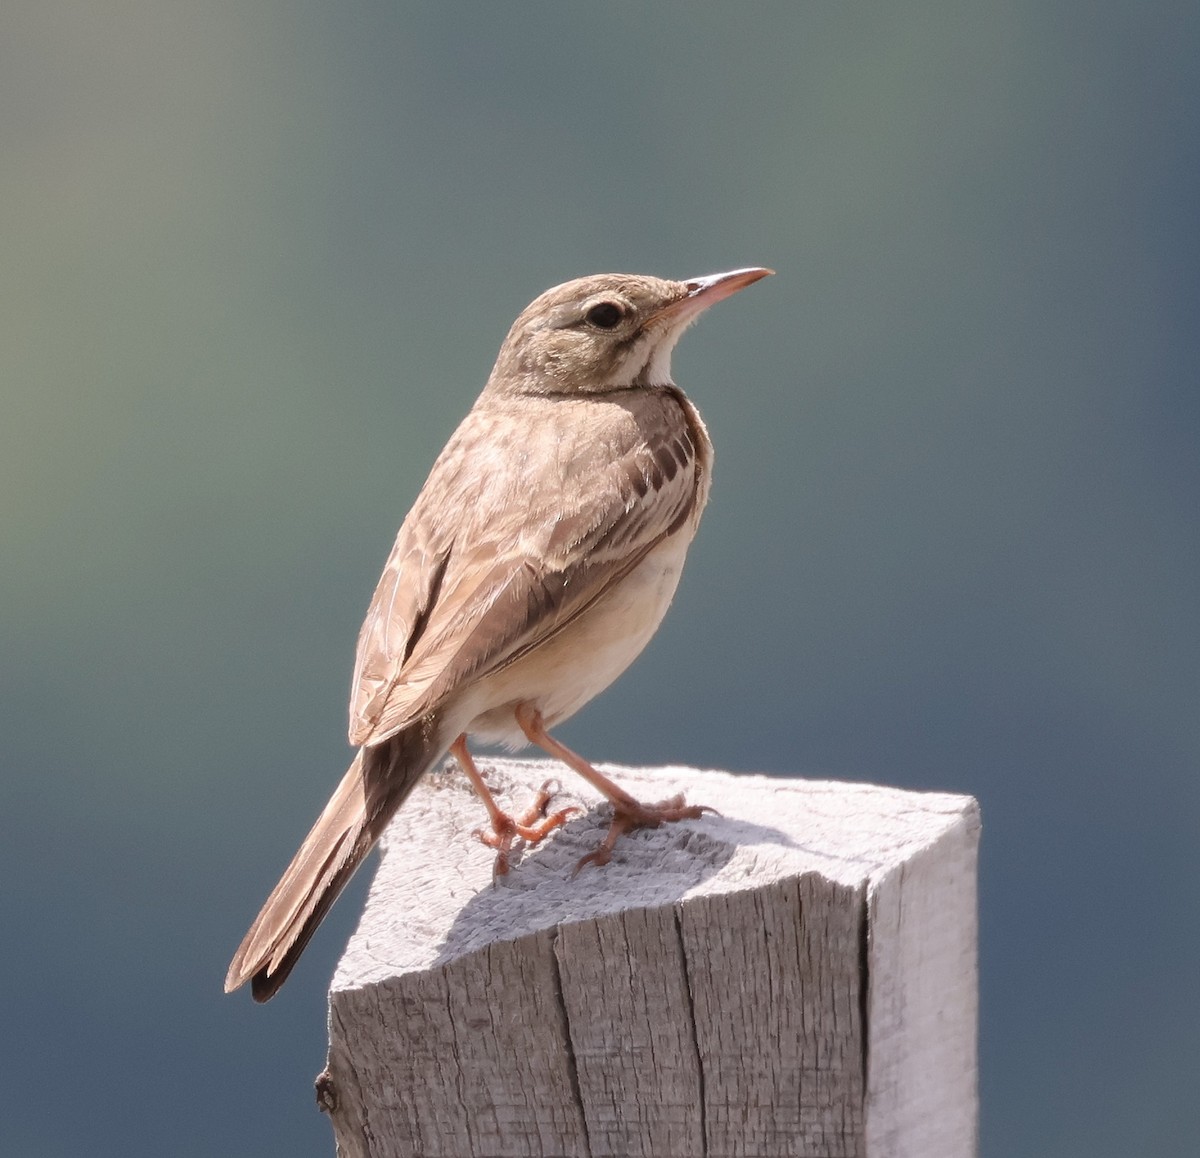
323,759,979,1157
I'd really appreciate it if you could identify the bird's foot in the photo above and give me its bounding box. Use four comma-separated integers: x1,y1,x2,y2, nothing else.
473,779,580,878
574,793,716,875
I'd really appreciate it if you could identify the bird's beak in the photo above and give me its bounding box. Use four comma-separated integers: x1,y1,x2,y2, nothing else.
659,266,774,323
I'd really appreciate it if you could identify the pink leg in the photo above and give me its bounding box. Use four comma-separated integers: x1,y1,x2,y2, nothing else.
513,705,714,873
450,735,579,877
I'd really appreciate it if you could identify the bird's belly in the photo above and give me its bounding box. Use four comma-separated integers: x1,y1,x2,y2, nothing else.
459,533,694,746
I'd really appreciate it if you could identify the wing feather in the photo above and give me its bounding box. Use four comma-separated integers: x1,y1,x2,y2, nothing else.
348,389,708,746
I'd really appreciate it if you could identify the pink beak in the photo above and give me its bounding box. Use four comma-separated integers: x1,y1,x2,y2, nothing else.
660,266,774,322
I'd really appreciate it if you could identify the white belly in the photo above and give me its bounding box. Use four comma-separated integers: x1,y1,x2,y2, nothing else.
452,533,694,747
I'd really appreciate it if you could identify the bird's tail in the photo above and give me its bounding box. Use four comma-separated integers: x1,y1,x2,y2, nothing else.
224,723,441,1002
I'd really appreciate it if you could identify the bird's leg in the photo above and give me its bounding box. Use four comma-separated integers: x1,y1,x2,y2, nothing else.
513,704,714,874
449,735,579,877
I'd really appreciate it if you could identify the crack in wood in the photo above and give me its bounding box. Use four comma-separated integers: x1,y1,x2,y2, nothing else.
857,885,871,1098
673,904,708,1158
551,925,593,1158
441,969,474,1149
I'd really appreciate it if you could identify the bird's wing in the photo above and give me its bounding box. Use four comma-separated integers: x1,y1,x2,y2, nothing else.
348,501,457,745
348,394,705,746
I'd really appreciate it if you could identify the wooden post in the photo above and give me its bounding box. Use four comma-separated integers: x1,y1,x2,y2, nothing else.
323,759,979,1158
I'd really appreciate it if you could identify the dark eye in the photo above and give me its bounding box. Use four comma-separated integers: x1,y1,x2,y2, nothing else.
585,301,625,329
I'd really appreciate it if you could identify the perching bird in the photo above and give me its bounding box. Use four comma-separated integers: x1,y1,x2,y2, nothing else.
225,266,773,1001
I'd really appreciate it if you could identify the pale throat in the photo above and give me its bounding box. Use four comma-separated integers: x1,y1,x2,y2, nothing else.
606,323,691,389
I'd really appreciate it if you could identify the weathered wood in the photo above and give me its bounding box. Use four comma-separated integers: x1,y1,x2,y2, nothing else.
324,759,979,1158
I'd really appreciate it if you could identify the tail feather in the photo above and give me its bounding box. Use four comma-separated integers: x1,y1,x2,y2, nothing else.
225,725,439,1001
249,827,371,1001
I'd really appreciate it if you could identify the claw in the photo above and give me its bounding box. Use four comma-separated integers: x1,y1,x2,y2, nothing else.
472,783,580,879
572,793,712,875
572,846,613,876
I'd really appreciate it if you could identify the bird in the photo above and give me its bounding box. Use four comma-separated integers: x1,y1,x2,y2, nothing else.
225,265,773,1001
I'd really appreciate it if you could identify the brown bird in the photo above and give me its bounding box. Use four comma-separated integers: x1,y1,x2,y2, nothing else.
225,266,773,1001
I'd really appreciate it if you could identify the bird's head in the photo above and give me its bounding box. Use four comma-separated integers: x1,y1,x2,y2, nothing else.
486,267,772,395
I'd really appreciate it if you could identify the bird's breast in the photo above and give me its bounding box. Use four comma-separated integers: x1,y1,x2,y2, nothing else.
457,531,695,746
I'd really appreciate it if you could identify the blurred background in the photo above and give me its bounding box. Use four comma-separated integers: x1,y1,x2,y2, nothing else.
3,3,1197,1155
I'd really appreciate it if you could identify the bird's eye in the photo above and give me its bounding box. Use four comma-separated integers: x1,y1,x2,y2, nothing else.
585,301,625,329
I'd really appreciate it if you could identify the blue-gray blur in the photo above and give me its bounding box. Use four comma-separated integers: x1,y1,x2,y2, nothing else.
3,4,1197,1155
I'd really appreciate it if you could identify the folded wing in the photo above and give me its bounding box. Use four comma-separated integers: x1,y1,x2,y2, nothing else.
348,392,706,747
